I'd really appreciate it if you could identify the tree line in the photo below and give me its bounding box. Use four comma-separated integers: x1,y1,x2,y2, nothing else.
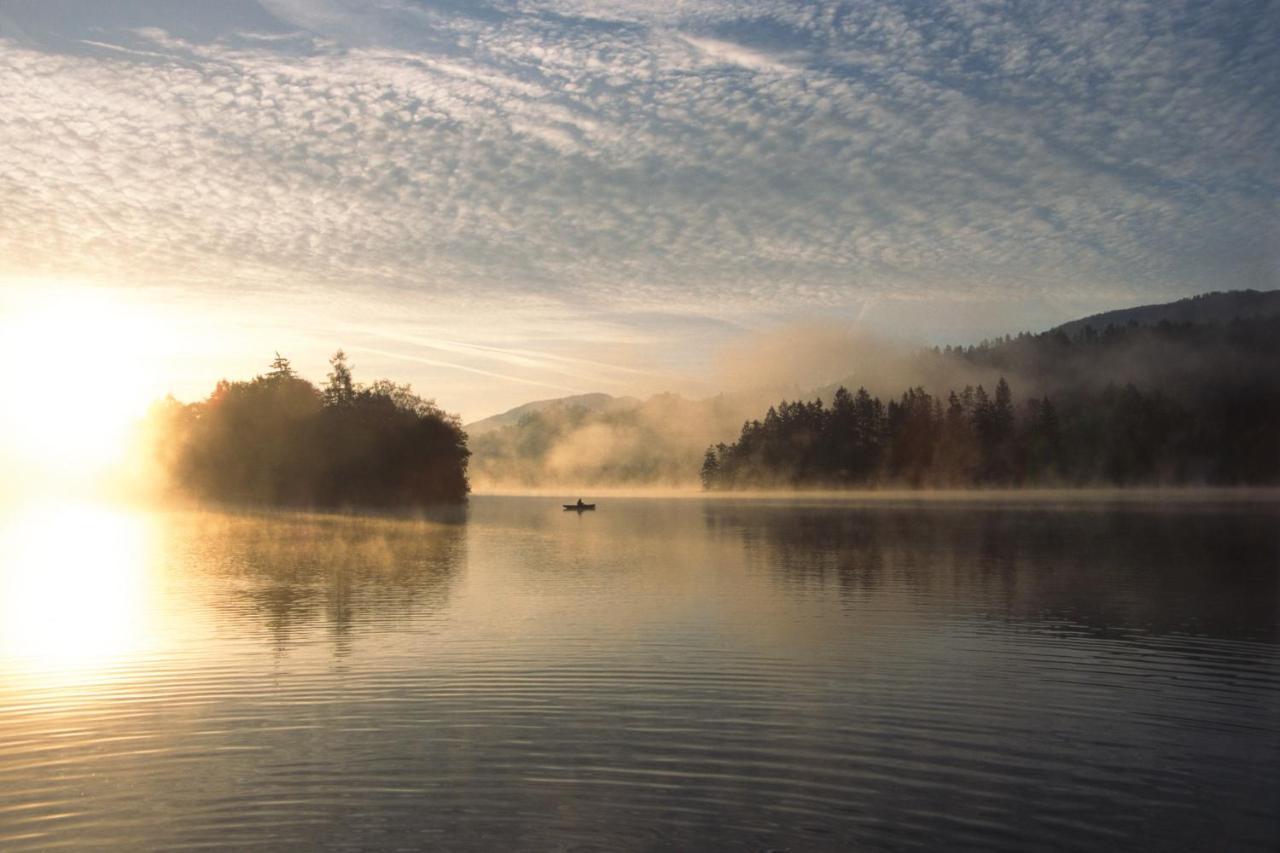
146,352,470,506
701,374,1278,490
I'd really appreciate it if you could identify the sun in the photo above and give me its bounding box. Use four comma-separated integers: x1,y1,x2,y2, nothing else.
0,282,166,485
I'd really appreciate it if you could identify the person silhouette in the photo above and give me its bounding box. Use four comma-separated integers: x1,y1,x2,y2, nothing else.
576,498,585,508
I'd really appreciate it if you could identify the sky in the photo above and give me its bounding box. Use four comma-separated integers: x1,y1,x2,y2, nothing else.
1,0,1277,421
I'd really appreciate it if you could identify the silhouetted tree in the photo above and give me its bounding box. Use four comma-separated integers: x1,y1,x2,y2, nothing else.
984,377,1016,483
1020,397,1062,482
268,352,295,380
324,349,356,408
147,353,469,506
887,387,937,486
700,361,1276,490
700,447,720,490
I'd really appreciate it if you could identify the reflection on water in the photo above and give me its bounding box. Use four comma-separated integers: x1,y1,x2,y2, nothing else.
0,495,1276,850
0,504,158,684
181,509,466,656
712,502,1279,639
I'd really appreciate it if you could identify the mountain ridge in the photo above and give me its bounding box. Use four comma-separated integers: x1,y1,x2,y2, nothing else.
465,289,1280,488
1053,289,1280,338
469,289,1280,433
466,392,639,436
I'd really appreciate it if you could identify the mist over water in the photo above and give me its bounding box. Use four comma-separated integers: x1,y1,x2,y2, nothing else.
1,494,1277,850
1,0,1275,846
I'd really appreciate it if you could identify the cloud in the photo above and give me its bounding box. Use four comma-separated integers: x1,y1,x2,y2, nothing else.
678,34,794,74
346,344,584,394
0,0,1275,351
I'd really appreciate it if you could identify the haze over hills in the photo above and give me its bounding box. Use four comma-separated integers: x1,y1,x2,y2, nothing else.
467,290,1280,490
465,393,636,438
468,392,749,490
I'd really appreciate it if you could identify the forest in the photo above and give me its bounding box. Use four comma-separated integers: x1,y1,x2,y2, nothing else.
140,300,1280,498
467,295,1280,490
145,352,470,506
703,317,1280,489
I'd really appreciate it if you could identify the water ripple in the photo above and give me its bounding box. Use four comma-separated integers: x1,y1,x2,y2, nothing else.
1,497,1277,850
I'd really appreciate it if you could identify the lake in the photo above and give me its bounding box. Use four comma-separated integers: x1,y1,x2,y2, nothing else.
1,494,1277,850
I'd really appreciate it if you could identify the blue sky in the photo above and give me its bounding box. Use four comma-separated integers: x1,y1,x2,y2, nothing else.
1,0,1276,418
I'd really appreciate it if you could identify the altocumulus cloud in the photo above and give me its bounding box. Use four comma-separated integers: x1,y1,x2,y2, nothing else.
0,0,1276,322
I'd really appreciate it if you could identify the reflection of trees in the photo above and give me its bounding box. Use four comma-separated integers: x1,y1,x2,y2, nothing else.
707,508,887,600
189,508,466,655
705,502,1279,640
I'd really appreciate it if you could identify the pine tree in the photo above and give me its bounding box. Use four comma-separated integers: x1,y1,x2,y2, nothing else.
700,447,720,490
268,352,295,380
324,350,356,407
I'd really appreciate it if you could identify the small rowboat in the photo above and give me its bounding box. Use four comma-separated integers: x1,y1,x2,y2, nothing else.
563,503,596,511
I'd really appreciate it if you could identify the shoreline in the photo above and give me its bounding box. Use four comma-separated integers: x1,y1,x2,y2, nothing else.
473,485,1280,504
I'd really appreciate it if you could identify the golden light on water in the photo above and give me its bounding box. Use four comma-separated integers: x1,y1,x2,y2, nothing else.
0,503,157,683
0,283,166,483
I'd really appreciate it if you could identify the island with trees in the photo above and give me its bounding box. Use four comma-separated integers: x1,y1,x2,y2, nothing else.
145,352,470,506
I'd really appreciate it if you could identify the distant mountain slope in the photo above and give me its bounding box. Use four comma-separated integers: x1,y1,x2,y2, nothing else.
710,310,1280,488
467,390,766,489
465,393,637,437
466,289,1280,488
1054,289,1280,337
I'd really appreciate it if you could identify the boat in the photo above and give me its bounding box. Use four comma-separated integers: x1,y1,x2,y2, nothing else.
563,503,596,511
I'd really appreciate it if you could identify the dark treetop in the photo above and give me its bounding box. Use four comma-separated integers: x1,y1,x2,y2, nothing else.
704,315,1280,489
147,352,470,507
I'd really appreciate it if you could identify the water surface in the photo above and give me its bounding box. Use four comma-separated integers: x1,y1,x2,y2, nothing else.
1,495,1277,850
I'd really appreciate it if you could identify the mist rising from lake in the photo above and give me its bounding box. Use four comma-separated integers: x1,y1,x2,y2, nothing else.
1,495,1277,850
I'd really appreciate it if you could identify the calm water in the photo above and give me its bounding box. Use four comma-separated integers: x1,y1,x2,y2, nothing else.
1,495,1277,851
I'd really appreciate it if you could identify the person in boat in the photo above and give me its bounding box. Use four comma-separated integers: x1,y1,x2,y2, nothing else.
575,498,585,508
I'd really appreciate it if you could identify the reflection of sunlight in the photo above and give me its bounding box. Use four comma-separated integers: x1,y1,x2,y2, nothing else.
0,503,156,684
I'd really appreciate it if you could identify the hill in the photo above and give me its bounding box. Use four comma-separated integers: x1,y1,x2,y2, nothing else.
467,391,756,489
1054,289,1280,338
465,393,637,437
468,290,1280,489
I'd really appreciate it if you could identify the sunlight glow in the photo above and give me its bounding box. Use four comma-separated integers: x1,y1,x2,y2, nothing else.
0,283,168,485
0,503,157,684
